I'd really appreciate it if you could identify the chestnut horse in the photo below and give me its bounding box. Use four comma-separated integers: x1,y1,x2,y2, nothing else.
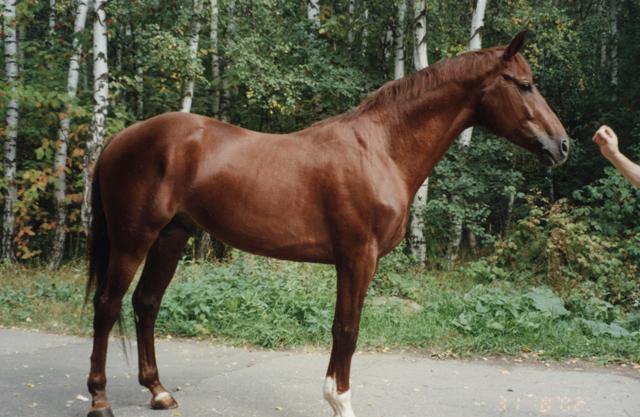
85,32,569,417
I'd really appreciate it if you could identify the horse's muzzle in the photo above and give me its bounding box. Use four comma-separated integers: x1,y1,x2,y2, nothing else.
540,137,570,167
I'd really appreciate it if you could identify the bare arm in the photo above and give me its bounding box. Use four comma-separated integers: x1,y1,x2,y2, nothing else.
593,125,640,187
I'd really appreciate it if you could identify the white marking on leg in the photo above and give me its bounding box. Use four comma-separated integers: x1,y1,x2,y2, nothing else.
323,376,356,417
153,391,171,402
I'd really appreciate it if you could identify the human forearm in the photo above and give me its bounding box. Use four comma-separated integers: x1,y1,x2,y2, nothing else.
605,151,640,187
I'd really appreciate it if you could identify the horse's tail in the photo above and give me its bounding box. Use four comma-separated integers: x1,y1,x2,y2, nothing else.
85,161,109,306
85,161,130,360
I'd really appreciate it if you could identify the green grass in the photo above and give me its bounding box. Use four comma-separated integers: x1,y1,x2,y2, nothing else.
1,251,640,363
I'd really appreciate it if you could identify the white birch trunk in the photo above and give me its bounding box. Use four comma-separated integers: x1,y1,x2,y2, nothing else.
220,0,235,122
458,0,487,148
449,0,487,262
347,0,355,44
384,29,393,60
210,0,220,117
135,61,144,119
1,0,19,262
50,0,90,268
48,0,56,46
307,0,320,27
81,0,109,234
49,0,56,31
409,0,428,263
181,0,203,113
361,8,369,53
413,0,427,70
393,0,406,80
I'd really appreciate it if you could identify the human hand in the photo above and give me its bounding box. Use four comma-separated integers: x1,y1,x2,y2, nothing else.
593,125,620,160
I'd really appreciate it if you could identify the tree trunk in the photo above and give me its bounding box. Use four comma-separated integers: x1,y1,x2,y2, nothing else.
347,0,355,44
1,0,19,263
81,0,109,235
393,1,406,80
49,0,90,268
449,0,487,262
49,0,56,31
48,0,56,46
457,0,487,148
220,0,235,122
384,28,393,60
307,0,320,27
361,8,369,53
413,0,427,71
409,0,428,263
210,0,220,117
181,0,203,113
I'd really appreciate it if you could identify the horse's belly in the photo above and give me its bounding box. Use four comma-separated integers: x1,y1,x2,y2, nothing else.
186,193,333,263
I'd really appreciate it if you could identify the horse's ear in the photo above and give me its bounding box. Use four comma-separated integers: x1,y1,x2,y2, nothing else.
503,30,528,61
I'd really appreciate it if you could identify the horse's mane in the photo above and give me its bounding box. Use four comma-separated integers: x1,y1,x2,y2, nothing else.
312,47,503,127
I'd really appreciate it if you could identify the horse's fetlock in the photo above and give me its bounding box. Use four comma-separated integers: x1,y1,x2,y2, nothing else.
87,374,106,393
138,371,159,388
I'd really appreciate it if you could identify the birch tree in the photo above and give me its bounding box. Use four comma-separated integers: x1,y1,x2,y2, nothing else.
81,0,109,233
361,8,369,53
50,0,90,267
48,0,56,43
181,0,203,113
49,0,56,30
458,0,487,148
393,0,406,80
308,0,320,28
210,0,220,117
347,0,355,45
449,0,487,261
1,0,19,262
409,0,428,263
219,0,235,122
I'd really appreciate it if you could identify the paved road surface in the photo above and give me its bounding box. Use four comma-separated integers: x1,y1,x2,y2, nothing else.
1,328,639,417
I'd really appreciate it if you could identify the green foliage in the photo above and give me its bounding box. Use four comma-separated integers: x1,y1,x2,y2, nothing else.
3,259,640,362
155,257,336,347
473,190,639,307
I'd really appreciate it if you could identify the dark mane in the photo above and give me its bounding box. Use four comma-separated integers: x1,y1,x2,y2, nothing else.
359,48,501,113
311,47,503,128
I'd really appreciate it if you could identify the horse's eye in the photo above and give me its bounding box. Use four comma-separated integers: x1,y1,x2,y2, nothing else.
519,82,532,92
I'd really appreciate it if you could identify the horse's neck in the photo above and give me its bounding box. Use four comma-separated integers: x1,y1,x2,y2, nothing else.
380,84,479,196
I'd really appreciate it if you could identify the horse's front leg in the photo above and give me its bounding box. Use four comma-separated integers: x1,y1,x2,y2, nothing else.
324,244,378,417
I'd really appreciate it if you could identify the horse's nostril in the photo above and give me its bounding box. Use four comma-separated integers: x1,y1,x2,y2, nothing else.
560,139,569,156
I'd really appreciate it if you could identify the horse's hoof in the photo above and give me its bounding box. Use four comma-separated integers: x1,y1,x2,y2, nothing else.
150,391,178,410
87,407,115,417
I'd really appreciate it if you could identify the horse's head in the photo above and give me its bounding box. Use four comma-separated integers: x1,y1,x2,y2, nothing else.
479,31,569,167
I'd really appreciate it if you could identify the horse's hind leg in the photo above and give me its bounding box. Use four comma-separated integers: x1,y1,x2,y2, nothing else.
132,225,190,410
88,243,154,417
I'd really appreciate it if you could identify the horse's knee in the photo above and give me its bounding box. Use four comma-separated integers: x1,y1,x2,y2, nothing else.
132,291,160,316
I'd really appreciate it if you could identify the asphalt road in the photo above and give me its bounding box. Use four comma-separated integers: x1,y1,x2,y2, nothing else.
1,328,639,417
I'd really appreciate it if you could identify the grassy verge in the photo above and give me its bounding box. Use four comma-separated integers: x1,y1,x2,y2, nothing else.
1,251,640,363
